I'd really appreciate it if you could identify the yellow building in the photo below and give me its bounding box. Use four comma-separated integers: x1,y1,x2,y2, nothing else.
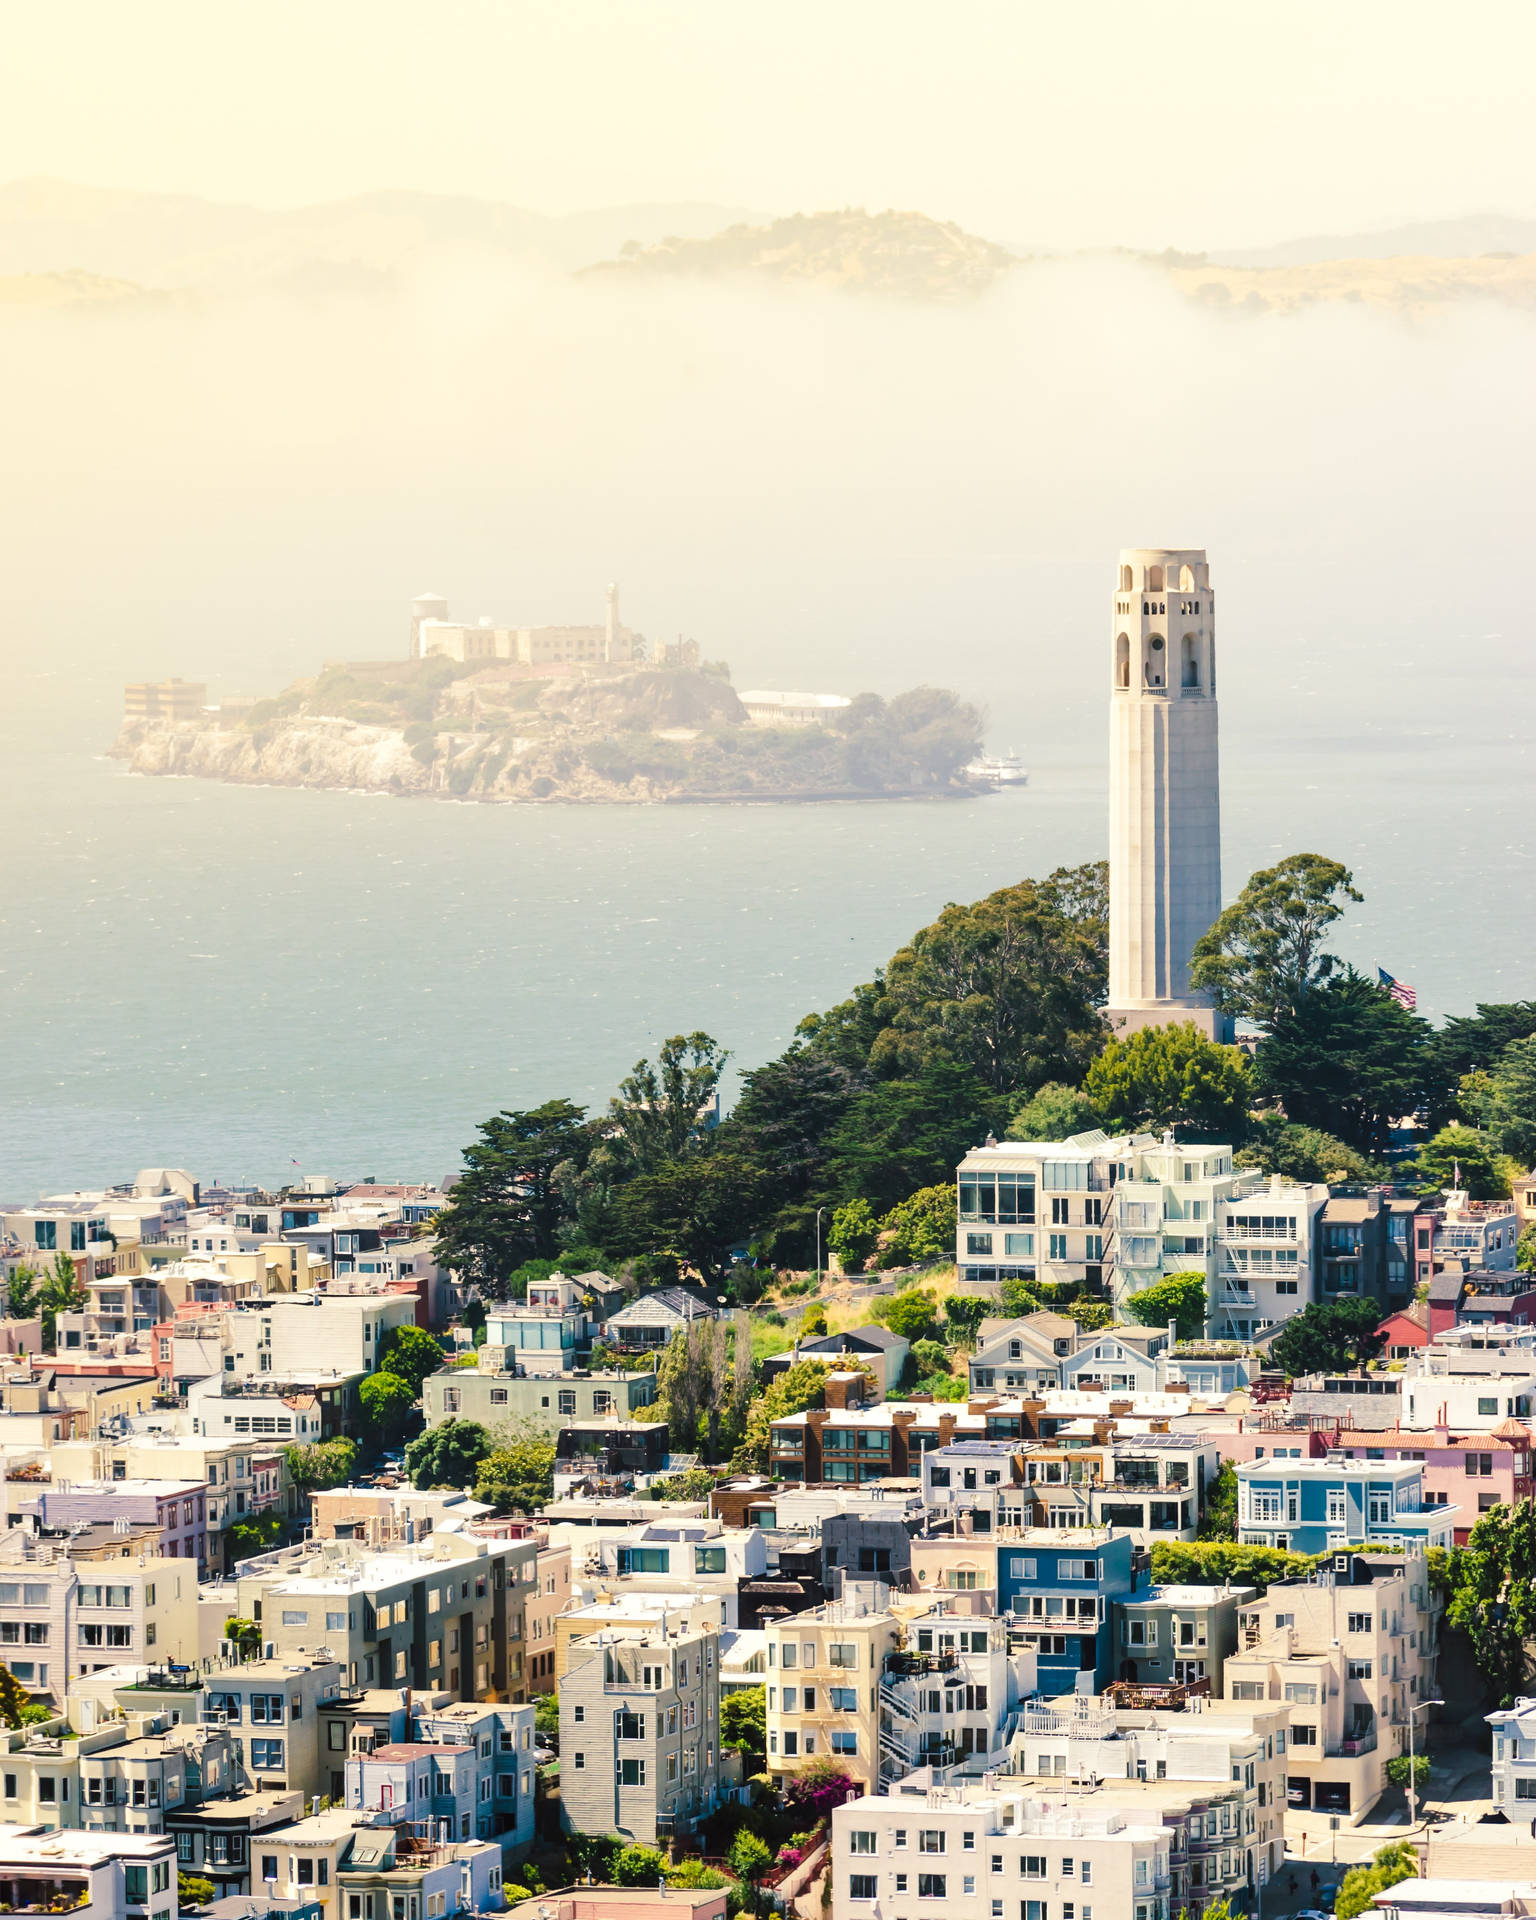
763,1598,902,1798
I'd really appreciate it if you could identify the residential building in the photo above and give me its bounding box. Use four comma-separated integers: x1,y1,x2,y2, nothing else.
412,1698,537,1851
349,1700,536,1851
764,1597,899,1798
762,1327,909,1397
1007,1691,1288,1892
0,1529,199,1703
170,1786,305,1898
604,1290,719,1353
509,1890,725,1920
1488,1698,1536,1815
125,676,207,721
1222,1549,1439,1817
1237,1458,1457,1555
1165,1343,1256,1396
768,1388,988,1486
1402,1334,1536,1431
1112,1583,1252,1693
831,1780,1179,1920
995,1528,1141,1694
1433,1192,1520,1272
225,1292,418,1381
1111,1137,1254,1315
263,1811,506,1920
205,1530,538,1701
1316,1191,1433,1317
189,1373,363,1448
422,1364,656,1436
1290,1370,1404,1432
876,1602,1037,1783
559,1623,721,1844
30,1480,207,1568
553,1419,669,1487
956,1132,1127,1287
1210,1176,1328,1340
203,1657,347,1799
1060,1326,1174,1394
1328,1419,1533,1544
820,1510,920,1598
483,1282,590,1377
0,1826,179,1920
967,1312,1077,1394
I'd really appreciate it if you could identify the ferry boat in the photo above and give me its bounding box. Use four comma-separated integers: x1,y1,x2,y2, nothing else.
964,753,1030,787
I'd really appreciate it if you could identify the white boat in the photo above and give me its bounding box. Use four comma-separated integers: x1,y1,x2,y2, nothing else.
965,754,1030,787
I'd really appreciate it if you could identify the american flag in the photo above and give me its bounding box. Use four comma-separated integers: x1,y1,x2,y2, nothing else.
1378,967,1417,1011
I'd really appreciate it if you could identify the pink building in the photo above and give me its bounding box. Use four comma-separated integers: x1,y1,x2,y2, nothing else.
35,1479,207,1566
1331,1418,1533,1545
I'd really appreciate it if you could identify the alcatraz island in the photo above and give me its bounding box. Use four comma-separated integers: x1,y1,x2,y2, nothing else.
113,584,992,805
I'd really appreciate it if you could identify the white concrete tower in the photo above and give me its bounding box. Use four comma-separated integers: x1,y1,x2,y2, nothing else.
1106,547,1228,1040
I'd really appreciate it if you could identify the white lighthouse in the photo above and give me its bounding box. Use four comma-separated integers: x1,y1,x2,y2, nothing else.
1106,547,1229,1040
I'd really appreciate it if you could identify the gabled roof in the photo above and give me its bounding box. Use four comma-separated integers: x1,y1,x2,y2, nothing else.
1428,1270,1466,1306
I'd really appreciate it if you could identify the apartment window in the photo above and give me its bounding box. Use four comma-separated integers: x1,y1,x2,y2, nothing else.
1049,1234,1069,1261
1291,1724,1317,1746
919,1831,945,1854
1347,1659,1373,1680
1021,1856,1046,1878
1467,1454,1494,1477
849,1877,877,1901
1480,1398,1499,1417
1347,1613,1371,1634
573,1753,584,1770
618,1758,645,1786
251,1739,285,1770
559,1391,577,1416
829,1643,857,1669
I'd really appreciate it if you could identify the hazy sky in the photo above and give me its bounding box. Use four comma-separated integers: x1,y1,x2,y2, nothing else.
6,0,1536,248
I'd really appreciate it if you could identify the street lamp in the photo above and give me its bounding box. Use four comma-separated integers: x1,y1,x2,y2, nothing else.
1408,1697,1444,1830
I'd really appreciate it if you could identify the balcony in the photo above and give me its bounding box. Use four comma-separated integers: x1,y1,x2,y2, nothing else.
884,1649,959,1677
1331,1732,1377,1758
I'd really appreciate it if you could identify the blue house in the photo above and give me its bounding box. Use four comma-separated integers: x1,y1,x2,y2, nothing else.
1236,1457,1458,1556
997,1527,1143,1695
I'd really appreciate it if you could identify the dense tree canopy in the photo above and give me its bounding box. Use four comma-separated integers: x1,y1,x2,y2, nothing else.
1009,1080,1100,1141
1233,1114,1379,1184
406,1417,492,1489
1254,969,1431,1153
429,1099,593,1290
870,864,1109,1093
1412,1124,1511,1199
1268,1297,1385,1377
1448,1499,1536,1707
1123,1269,1207,1342
1484,1036,1536,1167
609,1032,729,1174
376,1325,448,1396
1190,853,1361,1029
474,1426,556,1514
1085,1022,1251,1139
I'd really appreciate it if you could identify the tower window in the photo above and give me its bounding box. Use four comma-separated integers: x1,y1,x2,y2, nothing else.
1147,565,1164,591
1116,634,1130,688
1182,635,1200,688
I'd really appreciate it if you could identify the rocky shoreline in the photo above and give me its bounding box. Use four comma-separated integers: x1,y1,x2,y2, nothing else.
112,717,985,806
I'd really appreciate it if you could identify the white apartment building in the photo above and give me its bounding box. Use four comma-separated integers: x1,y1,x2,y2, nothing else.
1007,1691,1286,1889
1210,1175,1329,1341
1110,1138,1258,1318
877,1603,1037,1785
765,1596,903,1799
0,1530,198,1704
1403,1335,1536,1430
956,1132,1128,1287
832,1782,1176,1920
1221,1551,1439,1820
0,1826,179,1920
1488,1697,1536,1813
225,1291,418,1380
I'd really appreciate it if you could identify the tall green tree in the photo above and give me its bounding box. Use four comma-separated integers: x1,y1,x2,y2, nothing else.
1085,1022,1251,1139
285,1439,357,1493
1254,969,1431,1153
609,1151,772,1281
1189,852,1361,1029
1448,1499,1536,1706
653,1320,731,1455
1124,1270,1207,1342
1009,1081,1100,1142
609,1032,729,1173
38,1256,87,1352
876,1184,955,1267
720,1684,766,1772
474,1423,556,1514
822,1057,1008,1212
828,1198,880,1273
407,1417,493,1490
376,1325,449,1396
5,1264,39,1322
1413,1124,1510,1199
1484,1036,1536,1167
1269,1298,1385,1377
1233,1114,1379,1184
430,1100,593,1291
1427,1000,1536,1125
870,863,1109,1094
358,1372,416,1447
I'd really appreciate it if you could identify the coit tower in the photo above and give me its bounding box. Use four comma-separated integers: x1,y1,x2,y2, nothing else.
1106,547,1228,1040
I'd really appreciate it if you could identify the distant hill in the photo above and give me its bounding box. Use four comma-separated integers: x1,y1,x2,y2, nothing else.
1161,248,1536,316
583,208,1020,299
0,177,758,290
1209,213,1536,267
0,268,171,310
